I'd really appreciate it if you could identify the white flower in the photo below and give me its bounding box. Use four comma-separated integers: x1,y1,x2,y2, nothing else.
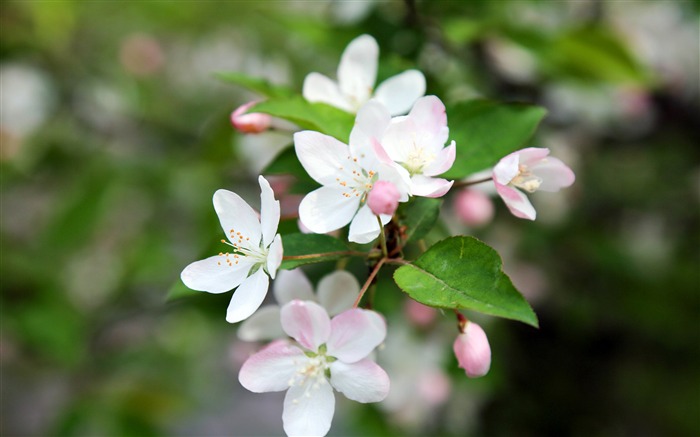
237,269,360,342
180,176,283,323
294,100,407,244
239,300,390,437
374,95,456,198
303,34,426,115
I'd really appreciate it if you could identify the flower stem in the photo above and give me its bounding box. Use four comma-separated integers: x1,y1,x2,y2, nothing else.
377,216,388,258
353,257,386,308
282,250,367,261
452,176,493,189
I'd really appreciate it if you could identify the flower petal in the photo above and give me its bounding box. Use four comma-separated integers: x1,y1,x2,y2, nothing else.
226,268,270,323
348,100,391,165
423,141,456,177
259,176,280,248
495,184,536,220
317,271,360,316
294,130,354,186
517,147,550,166
338,34,378,108
180,255,253,294
237,305,284,341
280,300,331,351
406,95,449,147
298,186,360,234
283,377,335,437
327,308,386,363
213,189,262,248
348,203,389,244
330,358,390,403
530,157,575,192
493,153,520,185
410,175,454,198
239,340,305,392
273,269,316,305
302,72,351,112
266,233,283,280
374,70,427,116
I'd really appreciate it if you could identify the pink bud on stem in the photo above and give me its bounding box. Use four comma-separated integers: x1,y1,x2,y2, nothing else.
455,189,494,227
453,314,491,378
367,180,400,216
230,101,272,134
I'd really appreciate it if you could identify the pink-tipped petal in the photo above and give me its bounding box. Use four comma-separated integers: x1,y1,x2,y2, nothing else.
239,340,305,392
338,34,378,107
273,269,315,305
283,378,335,437
530,157,575,192
213,189,262,248
298,186,360,234
453,322,491,378
317,271,360,316
259,176,281,247
493,154,520,186
348,203,389,244
495,184,536,220
330,358,390,403
302,72,351,112
226,268,270,323
423,141,456,176
517,147,550,166
230,101,272,134
327,308,386,363
237,305,284,342
180,256,254,294
266,234,283,280
280,300,332,351
410,175,454,198
374,70,426,116
405,95,449,145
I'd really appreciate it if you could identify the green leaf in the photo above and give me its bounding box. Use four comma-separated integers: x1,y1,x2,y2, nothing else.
215,72,293,98
397,197,443,243
394,236,538,327
166,279,200,301
443,100,547,179
263,146,319,194
281,233,351,269
250,97,354,142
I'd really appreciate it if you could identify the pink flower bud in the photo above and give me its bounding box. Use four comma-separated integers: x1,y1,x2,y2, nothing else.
454,189,494,227
418,370,451,406
230,101,271,134
367,181,400,215
453,321,491,378
404,299,437,327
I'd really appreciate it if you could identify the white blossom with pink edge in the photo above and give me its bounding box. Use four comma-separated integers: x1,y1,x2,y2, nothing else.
303,34,426,116
239,300,390,437
453,321,491,378
493,147,575,220
373,95,456,198
294,100,408,244
180,176,283,323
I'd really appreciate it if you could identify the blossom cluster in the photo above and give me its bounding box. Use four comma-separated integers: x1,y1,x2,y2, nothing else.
181,34,575,436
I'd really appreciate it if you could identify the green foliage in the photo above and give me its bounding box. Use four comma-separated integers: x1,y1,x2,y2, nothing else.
216,72,294,98
263,146,319,194
396,197,442,243
280,233,350,269
394,236,538,327
443,100,547,178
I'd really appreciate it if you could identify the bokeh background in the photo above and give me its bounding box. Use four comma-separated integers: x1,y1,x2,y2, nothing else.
2,1,699,436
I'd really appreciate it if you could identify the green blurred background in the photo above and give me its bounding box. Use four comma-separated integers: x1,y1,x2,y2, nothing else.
2,1,698,436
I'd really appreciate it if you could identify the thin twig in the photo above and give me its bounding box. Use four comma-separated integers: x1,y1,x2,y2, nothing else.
282,251,367,261
353,258,387,308
452,176,493,189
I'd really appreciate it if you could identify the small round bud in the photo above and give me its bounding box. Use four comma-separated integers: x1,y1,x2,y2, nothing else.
367,181,400,216
453,321,491,378
454,189,494,227
230,101,272,134
404,299,437,327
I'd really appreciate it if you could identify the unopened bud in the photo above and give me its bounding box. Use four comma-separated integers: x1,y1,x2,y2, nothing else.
455,189,494,227
453,321,491,378
367,181,400,216
230,101,272,134
404,299,437,327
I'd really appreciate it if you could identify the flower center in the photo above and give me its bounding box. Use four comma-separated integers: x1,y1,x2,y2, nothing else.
288,346,337,404
401,146,435,176
336,155,377,202
510,164,542,193
217,227,267,267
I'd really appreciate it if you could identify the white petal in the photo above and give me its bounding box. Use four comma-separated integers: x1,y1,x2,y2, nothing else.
298,186,360,234
405,95,449,146
338,34,378,108
280,300,331,351
423,141,456,177
493,153,520,185
283,378,335,437
349,100,391,160
348,203,389,244
259,176,280,247
237,305,284,341
327,308,386,363
330,359,390,403
530,157,575,192
226,268,270,323
273,269,316,305
517,147,550,166
302,72,352,112
410,175,454,198
374,70,426,116
180,255,253,294
317,271,360,316
266,233,283,280
294,130,354,186
213,189,262,248
496,184,536,220
380,118,415,162
239,340,305,392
